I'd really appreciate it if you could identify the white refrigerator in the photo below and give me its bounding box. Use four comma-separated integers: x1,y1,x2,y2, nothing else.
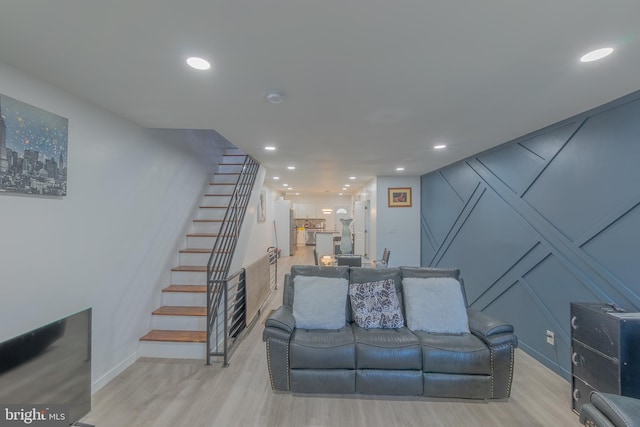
274,199,294,256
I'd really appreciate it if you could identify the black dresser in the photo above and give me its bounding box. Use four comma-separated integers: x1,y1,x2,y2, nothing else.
570,302,640,414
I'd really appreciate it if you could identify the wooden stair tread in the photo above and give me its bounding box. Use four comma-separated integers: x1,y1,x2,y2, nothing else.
140,330,206,343
171,265,207,272
152,306,206,316
163,285,206,293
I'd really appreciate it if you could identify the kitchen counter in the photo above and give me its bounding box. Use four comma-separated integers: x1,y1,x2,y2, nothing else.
315,231,339,254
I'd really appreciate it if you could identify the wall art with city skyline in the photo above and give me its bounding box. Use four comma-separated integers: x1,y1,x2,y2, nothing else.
0,94,68,197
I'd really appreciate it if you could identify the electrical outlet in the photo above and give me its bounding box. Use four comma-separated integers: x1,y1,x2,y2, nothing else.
546,330,555,345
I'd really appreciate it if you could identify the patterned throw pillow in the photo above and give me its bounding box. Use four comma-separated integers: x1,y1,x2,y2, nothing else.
349,279,404,329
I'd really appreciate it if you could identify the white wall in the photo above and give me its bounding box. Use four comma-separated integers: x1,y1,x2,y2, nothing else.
230,166,279,269
0,62,219,392
354,178,377,260
375,176,421,266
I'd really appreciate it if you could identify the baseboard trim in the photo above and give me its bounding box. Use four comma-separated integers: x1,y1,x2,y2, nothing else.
91,350,138,394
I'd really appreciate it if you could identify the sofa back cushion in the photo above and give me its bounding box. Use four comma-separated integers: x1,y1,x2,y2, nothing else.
292,275,349,329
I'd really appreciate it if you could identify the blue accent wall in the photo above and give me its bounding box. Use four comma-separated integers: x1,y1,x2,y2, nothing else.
420,91,640,378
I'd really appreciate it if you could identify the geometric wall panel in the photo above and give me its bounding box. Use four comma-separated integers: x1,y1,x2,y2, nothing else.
421,90,640,378
437,190,537,304
582,204,640,302
421,172,465,248
519,121,579,161
524,98,640,242
523,254,599,336
440,161,480,202
420,217,437,264
484,281,569,376
478,144,544,195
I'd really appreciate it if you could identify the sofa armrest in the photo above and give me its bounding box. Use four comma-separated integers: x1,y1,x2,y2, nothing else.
263,305,295,341
467,309,518,347
263,305,294,391
583,392,640,427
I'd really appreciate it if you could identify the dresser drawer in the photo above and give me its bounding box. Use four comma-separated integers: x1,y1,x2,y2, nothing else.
571,303,620,358
572,376,596,414
571,340,619,394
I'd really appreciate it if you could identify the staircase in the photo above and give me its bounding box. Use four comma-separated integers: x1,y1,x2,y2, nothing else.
139,148,250,360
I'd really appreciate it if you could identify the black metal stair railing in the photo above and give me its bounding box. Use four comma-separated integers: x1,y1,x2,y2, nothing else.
206,155,259,366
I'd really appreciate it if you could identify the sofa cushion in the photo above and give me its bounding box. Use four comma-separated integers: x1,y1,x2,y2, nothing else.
292,275,349,329
349,279,404,329
414,331,491,375
352,325,421,370
402,277,469,334
290,325,355,369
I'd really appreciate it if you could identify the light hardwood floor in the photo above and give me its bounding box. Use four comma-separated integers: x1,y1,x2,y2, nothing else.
84,246,582,427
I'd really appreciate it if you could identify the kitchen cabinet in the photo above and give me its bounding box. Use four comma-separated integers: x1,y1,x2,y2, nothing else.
570,302,640,414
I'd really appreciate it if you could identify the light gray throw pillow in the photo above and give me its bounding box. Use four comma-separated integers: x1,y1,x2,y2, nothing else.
292,275,349,329
402,277,469,334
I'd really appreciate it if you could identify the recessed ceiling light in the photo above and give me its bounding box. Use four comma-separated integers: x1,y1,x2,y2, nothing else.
265,91,285,104
396,167,405,171
273,176,279,180
342,187,347,190
339,193,343,196
349,176,356,180
345,184,351,187
580,47,614,62
295,192,300,196
287,166,295,170
186,57,211,70
434,144,447,150
265,146,276,151
282,183,288,187
288,187,293,190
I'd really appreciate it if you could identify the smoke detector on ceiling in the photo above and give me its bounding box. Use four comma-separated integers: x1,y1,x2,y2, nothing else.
265,91,285,104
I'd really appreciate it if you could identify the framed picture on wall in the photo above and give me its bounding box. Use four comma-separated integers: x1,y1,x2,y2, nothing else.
388,187,412,207
0,94,68,197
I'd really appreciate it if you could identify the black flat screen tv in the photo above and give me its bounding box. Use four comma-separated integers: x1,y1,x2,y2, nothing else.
0,308,92,424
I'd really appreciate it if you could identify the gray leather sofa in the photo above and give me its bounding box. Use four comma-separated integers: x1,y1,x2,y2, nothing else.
263,265,518,399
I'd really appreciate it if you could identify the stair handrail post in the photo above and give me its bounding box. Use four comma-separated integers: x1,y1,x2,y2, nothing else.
223,276,229,366
206,265,213,365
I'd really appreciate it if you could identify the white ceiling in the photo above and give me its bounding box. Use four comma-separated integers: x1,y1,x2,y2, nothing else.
1,1,639,195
